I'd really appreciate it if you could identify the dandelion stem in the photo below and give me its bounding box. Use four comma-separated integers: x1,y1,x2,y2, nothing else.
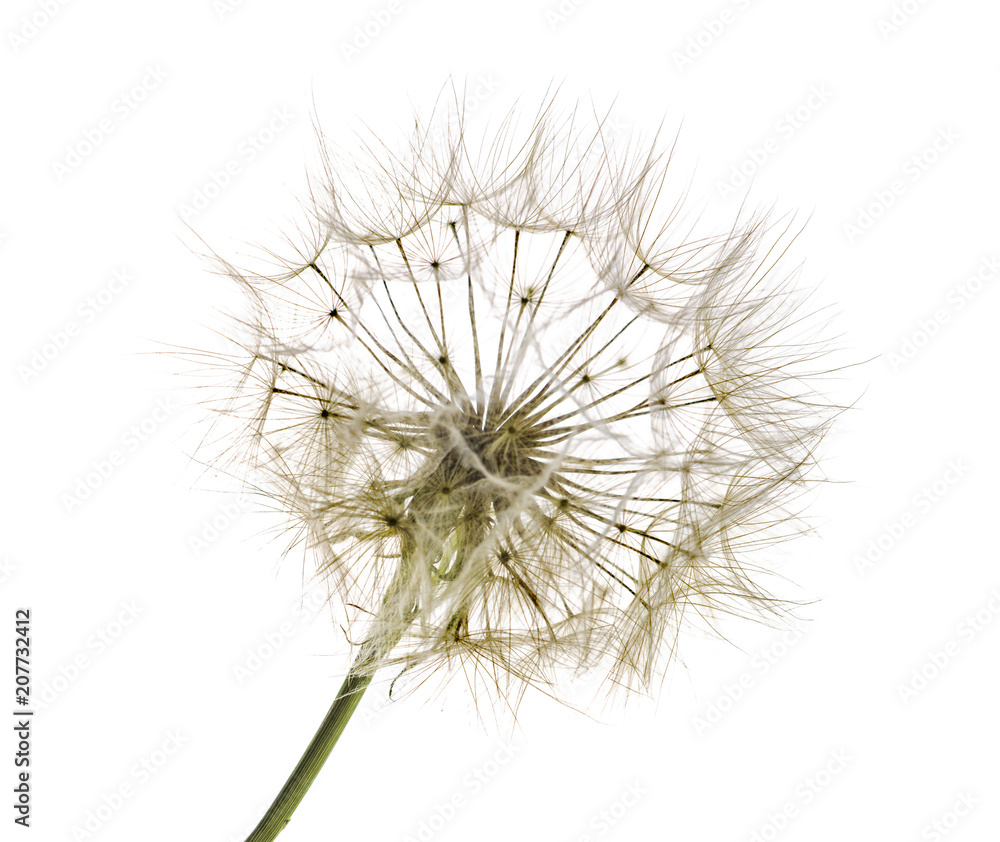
244,562,416,842
243,652,375,842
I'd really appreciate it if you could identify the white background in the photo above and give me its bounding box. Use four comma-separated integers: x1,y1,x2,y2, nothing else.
3,1,999,840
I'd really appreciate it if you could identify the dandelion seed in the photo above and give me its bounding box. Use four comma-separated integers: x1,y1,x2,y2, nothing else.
195,87,842,841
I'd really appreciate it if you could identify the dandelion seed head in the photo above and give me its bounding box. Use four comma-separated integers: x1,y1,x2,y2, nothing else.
203,89,841,709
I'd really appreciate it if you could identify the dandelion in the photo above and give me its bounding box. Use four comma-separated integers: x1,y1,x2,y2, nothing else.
197,89,840,841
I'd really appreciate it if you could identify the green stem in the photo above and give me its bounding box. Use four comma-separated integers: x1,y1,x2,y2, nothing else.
244,560,415,842
243,651,375,842
246,656,372,842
